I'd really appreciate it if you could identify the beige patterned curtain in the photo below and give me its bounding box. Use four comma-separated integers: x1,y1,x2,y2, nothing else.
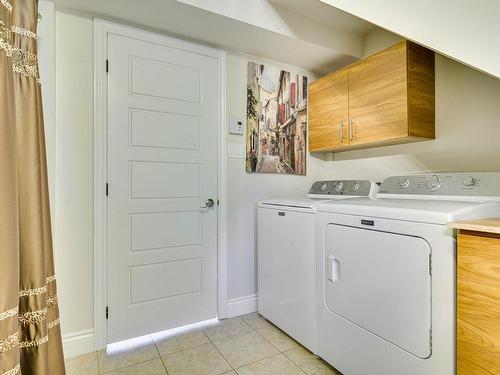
0,0,65,374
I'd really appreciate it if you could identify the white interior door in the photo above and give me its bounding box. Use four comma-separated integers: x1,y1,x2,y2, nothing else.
107,31,220,343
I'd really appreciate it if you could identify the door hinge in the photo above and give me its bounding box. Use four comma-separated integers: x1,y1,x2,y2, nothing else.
429,254,432,275
106,183,109,196
217,199,220,206
106,306,109,319
106,59,109,73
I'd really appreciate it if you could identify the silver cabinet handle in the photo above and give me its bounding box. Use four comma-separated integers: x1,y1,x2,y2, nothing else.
339,121,344,143
349,118,354,141
200,198,215,209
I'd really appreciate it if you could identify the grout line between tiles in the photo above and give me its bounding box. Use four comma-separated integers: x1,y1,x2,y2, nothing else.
247,331,308,375
153,337,170,375
154,336,212,358
202,317,285,371
98,336,162,374
220,316,294,370
202,324,237,372
280,351,308,375
284,347,341,375
100,358,162,375
94,351,101,375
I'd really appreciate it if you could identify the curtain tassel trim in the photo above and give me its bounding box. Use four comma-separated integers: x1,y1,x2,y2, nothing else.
0,0,11,13
0,332,19,354
1,364,20,375
19,275,57,297
0,306,17,321
48,318,60,329
19,335,49,349
10,25,36,39
18,308,47,326
0,20,40,83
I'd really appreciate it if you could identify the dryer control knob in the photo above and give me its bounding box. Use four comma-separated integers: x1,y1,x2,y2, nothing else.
463,176,476,187
398,178,410,189
320,183,327,191
352,182,360,191
333,181,344,192
426,175,442,190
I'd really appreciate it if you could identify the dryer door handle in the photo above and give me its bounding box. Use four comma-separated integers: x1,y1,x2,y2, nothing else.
327,255,340,283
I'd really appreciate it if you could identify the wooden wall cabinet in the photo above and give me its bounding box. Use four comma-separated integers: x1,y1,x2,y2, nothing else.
308,40,435,152
457,231,500,375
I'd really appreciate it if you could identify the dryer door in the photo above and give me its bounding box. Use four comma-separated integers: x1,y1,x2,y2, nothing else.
324,224,431,358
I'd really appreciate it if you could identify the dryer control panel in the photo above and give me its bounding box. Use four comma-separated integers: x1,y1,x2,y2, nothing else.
378,173,500,198
309,180,375,197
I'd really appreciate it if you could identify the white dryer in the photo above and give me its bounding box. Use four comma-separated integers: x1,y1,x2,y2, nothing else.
316,173,500,375
258,180,378,354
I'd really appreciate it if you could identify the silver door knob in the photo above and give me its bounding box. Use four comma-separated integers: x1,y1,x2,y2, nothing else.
200,198,215,209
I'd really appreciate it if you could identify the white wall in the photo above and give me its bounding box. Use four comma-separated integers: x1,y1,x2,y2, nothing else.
226,52,333,302
52,11,334,351
54,10,94,341
331,29,500,182
320,0,500,79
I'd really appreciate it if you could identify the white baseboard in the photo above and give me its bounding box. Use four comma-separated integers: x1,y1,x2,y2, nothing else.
63,329,95,359
226,294,258,318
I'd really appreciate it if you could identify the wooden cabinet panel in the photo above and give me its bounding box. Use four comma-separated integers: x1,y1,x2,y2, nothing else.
457,231,500,375
407,42,435,139
307,40,435,152
348,41,408,145
308,68,349,152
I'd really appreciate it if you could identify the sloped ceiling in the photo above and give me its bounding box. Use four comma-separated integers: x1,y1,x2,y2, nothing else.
320,0,500,79
269,0,374,35
55,0,374,74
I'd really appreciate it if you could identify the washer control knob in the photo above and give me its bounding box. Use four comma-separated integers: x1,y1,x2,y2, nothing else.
398,178,410,189
333,181,344,192
426,175,442,190
320,183,327,191
463,176,476,187
352,182,360,191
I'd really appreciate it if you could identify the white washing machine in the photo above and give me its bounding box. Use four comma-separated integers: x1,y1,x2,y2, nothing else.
316,173,500,375
258,180,378,353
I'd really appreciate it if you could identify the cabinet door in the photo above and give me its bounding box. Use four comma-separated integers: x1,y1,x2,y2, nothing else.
308,68,349,151
348,42,408,145
458,232,500,375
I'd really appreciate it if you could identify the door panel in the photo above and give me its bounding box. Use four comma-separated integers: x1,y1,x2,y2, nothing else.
348,42,408,145
324,224,431,358
130,258,202,304
129,211,201,251
130,162,200,198
130,56,201,102
107,32,219,343
308,68,349,151
130,109,201,151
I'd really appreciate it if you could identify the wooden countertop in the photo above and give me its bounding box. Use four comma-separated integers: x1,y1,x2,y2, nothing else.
448,217,500,235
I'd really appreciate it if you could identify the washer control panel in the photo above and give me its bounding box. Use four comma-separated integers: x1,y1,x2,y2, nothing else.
309,180,374,196
378,173,500,197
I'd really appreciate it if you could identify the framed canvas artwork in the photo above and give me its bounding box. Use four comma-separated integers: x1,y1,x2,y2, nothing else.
246,62,308,175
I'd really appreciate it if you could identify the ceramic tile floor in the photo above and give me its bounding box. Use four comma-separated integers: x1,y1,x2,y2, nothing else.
65,313,341,375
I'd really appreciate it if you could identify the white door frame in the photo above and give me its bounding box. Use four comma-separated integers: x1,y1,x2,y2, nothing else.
93,19,228,350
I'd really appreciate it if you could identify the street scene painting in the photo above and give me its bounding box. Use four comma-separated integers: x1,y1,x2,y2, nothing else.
246,62,308,175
